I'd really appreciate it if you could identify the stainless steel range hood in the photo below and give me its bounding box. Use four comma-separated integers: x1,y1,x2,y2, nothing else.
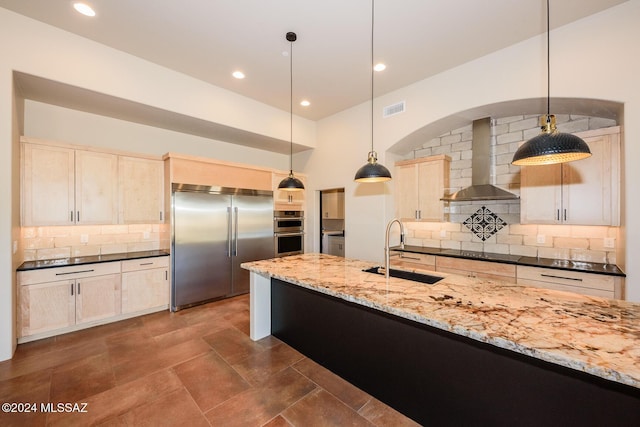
441,118,519,202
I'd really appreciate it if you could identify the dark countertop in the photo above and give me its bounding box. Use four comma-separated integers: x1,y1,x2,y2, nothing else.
17,250,170,271
392,245,625,277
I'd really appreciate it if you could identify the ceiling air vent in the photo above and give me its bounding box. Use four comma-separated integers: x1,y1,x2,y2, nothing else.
382,101,405,118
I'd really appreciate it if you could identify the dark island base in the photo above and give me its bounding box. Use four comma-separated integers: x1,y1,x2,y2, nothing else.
271,279,640,427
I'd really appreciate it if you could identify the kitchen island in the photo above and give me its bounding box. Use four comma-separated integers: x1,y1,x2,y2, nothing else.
242,253,640,426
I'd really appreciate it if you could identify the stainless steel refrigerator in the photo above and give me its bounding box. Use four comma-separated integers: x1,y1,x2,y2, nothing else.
171,184,274,311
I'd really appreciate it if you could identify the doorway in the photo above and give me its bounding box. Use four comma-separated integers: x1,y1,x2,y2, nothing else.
319,188,345,256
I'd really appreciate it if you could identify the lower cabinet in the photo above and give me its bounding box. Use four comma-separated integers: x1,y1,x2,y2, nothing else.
18,262,121,338
435,256,516,282
17,255,170,342
389,251,436,271
517,266,623,299
121,257,170,314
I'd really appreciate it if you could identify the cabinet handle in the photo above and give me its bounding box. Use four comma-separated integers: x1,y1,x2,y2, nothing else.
77,283,81,294
56,269,94,276
70,283,74,296
556,209,560,221
70,211,74,222
77,211,80,222
140,262,153,266
165,271,168,281
160,211,163,221
541,273,583,282
564,209,567,221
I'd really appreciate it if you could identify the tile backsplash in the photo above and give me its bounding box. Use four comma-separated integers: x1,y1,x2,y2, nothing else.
21,223,170,261
400,114,620,264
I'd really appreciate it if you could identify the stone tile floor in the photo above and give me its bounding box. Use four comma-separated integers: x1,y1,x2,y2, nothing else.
0,294,420,426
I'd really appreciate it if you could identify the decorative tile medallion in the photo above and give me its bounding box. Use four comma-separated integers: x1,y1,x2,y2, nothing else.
463,206,507,241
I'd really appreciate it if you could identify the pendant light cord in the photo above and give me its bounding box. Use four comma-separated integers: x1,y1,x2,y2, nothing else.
289,37,294,174
546,0,550,119
370,0,375,153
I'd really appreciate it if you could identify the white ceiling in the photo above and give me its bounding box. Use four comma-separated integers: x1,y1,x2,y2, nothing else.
1,0,628,123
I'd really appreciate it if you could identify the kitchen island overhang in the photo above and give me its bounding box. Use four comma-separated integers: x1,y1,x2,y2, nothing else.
242,254,640,425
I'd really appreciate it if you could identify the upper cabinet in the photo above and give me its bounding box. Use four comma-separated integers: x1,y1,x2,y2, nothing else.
395,155,450,222
520,127,620,226
21,138,164,227
22,142,118,226
119,156,164,223
321,191,344,219
273,171,306,211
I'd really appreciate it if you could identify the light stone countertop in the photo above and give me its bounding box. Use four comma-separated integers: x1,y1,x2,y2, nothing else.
242,253,640,389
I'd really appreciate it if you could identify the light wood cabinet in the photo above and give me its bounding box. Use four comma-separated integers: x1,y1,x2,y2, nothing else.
389,251,436,272
395,155,450,222
21,142,119,226
435,256,516,282
17,262,121,339
520,127,620,226
273,171,306,211
517,265,623,299
321,191,344,219
119,156,164,223
121,257,170,314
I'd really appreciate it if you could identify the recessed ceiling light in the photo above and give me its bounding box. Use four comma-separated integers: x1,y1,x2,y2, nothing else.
73,2,96,17
232,71,245,79
374,63,386,72
300,100,310,107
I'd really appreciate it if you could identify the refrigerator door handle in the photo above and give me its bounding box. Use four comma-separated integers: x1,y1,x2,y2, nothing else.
227,206,232,257
234,207,239,256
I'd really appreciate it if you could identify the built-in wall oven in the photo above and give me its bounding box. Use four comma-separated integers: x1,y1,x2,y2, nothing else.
274,210,304,257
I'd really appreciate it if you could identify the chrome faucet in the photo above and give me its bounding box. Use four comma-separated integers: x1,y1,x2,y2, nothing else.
384,218,405,279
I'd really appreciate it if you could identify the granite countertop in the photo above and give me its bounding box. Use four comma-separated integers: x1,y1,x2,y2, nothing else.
242,253,640,389
393,245,626,276
17,250,170,271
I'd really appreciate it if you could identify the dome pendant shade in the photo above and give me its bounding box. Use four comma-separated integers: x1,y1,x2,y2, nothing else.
278,172,305,191
512,115,591,166
354,151,392,182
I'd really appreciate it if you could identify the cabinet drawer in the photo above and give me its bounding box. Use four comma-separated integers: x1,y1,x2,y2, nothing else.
436,257,516,278
517,266,614,293
390,252,436,271
121,256,169,272
18,261,121,286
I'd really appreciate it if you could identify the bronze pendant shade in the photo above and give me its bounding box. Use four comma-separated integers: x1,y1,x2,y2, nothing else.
354,0,391,183
512,0,591,166
278,31,305,191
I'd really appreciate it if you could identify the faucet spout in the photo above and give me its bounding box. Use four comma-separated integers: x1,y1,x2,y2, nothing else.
385,218,405,279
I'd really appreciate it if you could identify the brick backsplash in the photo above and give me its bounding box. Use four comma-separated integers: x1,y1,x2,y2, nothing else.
401,114,620,264
21,223,170,261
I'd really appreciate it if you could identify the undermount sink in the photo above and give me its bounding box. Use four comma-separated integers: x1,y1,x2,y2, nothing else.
363,267,444,285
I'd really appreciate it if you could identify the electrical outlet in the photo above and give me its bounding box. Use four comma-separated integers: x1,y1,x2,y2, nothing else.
80,234,89,244
604,237,615,248
536,234,546,244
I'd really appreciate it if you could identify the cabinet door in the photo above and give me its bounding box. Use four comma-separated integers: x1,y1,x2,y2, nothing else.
321,192,345,219
121,268,169,313
273,172,305,210
75,150,119,225
21,143,75,226
18,280,75,337
119,156,164,223
395,163,419,220
563,132,619,226
520,163,563,224
417,160,446,221
75,274,121,324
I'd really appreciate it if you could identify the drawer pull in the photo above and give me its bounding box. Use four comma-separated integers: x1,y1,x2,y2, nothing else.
56,269,94,276
541,273,583,282
401,255,421,261
140,262,154,266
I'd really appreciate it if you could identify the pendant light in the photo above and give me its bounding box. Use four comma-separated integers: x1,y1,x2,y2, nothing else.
278,32,305,191
354,0,392,183
512,0,591,166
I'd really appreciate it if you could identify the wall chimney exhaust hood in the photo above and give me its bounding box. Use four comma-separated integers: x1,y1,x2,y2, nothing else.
441,118,519,202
